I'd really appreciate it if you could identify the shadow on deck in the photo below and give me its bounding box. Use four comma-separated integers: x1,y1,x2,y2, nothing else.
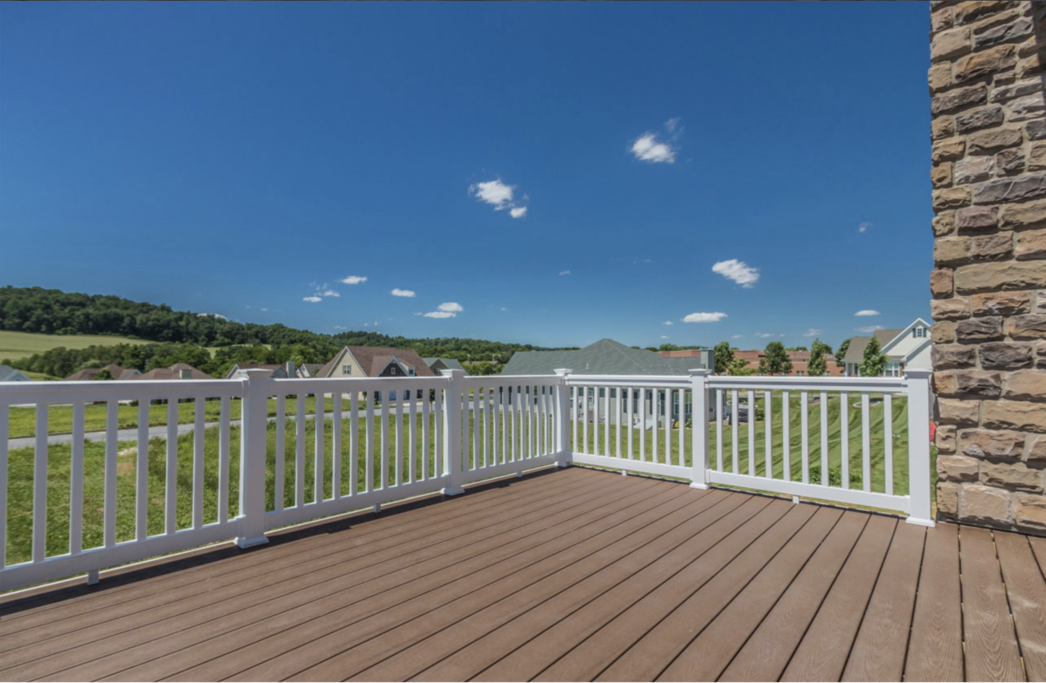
1,466,1044,682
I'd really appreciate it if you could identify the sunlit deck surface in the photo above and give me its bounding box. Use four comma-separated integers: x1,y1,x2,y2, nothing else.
2,466,1045,682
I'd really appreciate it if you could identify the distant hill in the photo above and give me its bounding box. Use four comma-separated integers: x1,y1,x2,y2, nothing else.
0,285,549,365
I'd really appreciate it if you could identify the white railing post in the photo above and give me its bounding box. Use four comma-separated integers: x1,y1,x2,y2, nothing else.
441,369,465,495
905,369,935,527
689,369,710,489
236,369,271,548
553,369,573,468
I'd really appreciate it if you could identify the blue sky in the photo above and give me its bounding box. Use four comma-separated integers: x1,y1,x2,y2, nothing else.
0,2,932,350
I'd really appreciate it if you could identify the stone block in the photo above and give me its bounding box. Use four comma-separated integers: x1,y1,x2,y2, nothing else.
937,424,958,453
976,16,1034,49
1027,435,1046,463
955,155,994,184
938,481,959,519
999,198,1046,229
981,460,1045,492
932,84,988,115
931,268,955,298
996,148,1025,175
932,26,973,63
1028,144,1046,172
973,173,1046,205
938,397,980,426
1015,228,1046,259
956,105,1004,133
1004,370,1046,401
933,343,978,369
933,320,958,343
1038,291,1046,313
930,64,953,95
1017,53,1046,79
934,237,970,265
956,316,1004,342
1008,92,1046,121
932,162,954,188
1008,314,1046,339
955,1,1011,25
1015,493,1046,531
933,137,967,163
936,186,973,210
968,126,1022,153
957,205,998,231
992,75,1043,102
932,298,973,321
932,6,955,32
983,400,1046,432
959,483,1013,526
972,291,1031,316
933,116,957,140
955,44,1016,83
981,341,1035,369
960,428,1025,458
1027,119,1046,140
938,454,980,482
970,233,1012,260
935,370,1003,397
955,262,1046,293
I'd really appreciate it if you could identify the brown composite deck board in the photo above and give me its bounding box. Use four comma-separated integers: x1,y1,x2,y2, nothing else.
842,521,926,681
655,506,844,682
435,495,768,683
289,484,723,682
961,526,1026,682
717,510,868,682
779,514,897,682
533,499,795,682
4,467,1046,682
904,522,964,683
0,469,612,676
995,531,1046,681
154,477,692,682
26,471,659,682
597,503,822,681
0,467,583,636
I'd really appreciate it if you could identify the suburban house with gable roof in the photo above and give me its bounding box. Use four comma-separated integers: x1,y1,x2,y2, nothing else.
315,346,435,399
64,364,140,381
0,365,32,382
423,357,467,375
841,318,933,377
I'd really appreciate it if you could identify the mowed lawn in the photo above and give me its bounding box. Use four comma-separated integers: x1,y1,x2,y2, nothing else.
0,330,149,363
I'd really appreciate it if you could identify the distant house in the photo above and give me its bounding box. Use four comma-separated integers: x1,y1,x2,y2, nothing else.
503,339,716,427
423,357,467,375
315,346,436,400
709,349,843,377
65,364,141,381
841,318,933,377
224,363,293,380
131,363,214,381
295,363,324,378
0,365,32,382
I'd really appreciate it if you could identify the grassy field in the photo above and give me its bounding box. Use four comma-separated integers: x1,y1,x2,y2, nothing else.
0,330,149,363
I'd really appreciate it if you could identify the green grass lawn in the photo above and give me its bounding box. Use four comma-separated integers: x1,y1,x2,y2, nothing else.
0,330,149,363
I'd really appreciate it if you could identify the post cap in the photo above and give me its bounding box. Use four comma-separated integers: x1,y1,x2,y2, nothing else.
688,368,709,377
440,368,465,378
904,369,933,380
553,368,573,376
242,368,274,380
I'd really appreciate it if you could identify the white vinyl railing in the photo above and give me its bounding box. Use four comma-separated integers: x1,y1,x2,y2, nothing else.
0,366,933,593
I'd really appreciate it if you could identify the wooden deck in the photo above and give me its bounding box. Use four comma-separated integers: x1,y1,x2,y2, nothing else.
2,466,1046,682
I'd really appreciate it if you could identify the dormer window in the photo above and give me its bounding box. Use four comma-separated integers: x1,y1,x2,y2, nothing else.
390,366,397,375
914,326,927,339
408,368,415,376
342,364,351,374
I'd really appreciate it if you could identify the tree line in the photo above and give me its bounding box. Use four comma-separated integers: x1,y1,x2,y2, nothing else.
709,337,886,377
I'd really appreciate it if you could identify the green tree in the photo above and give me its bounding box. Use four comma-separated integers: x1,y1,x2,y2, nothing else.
836,338,851,369
95,368,113,381
758,341,792,375
728,357,755,376
860,336,888,377
807,338,829,377
713,341,734,375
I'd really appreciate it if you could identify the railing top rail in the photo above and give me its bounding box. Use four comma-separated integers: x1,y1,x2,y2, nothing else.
0,378,244,405
565,374,692,387
269,376,449,391
463,375,565,386
706,375,909,392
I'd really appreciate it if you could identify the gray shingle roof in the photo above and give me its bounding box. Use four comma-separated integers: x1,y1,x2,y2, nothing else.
501,339,710,376
841,329,903,363
423,357,466,373
0,365,30,381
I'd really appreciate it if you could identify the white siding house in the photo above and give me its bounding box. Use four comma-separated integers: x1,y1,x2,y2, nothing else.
842,318,933,377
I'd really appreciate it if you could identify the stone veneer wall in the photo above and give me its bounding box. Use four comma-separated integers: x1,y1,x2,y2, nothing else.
930,1,1046,531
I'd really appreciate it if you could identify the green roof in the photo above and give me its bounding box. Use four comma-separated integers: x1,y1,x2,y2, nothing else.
501,339,711,376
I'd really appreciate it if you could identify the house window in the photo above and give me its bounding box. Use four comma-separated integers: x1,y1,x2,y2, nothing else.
390,366,397,375
409,368,415,376
914,326,927,339
342,364,351,374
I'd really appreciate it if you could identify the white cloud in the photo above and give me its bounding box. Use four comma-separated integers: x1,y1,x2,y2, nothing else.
755,332,777,339
662,321,674,326
334,325,347,330
665,117,681,133
631,133,676,164
661,335,670,339
712,259,760,288
500,307,508,312
391,288,416,298
197,312,227,320
510,207,527,219
857,325,884,333
321,290,339,298
260,308,268,312
303,296,322,303
470,179,515,209
732,334,743,339
854,310,880,317
859,222,871,233
423,311,456,319
437,302,464,313
340,275,367,285
802,328,821,337
683,312,728,323
559,270,571,276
